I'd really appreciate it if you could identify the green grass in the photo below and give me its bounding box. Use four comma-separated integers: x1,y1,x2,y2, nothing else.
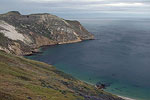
0,51,122,100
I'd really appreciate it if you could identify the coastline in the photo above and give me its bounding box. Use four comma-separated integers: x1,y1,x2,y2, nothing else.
118,96,136,100
82,81,136,100
24,43,137,100
22,18,150,100
23,39,95,56
0,50,123,100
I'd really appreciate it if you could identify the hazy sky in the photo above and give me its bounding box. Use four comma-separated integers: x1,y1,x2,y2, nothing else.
0,0,150,19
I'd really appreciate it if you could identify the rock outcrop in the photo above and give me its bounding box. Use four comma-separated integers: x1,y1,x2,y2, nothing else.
0,11,94,55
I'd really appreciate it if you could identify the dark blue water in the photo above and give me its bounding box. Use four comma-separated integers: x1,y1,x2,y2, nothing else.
26,18,150,100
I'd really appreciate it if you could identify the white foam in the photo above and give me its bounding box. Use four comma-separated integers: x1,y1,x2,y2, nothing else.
118,95,136,100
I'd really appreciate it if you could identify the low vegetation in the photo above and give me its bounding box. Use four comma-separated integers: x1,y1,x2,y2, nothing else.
0,51,122,100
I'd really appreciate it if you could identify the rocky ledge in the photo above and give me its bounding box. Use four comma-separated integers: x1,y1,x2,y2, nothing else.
0,11,94,55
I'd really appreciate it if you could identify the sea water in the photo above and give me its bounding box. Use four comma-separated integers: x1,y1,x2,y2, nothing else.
26,18,150,100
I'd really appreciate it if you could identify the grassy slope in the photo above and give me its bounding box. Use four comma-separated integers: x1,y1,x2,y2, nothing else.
0,51,122,100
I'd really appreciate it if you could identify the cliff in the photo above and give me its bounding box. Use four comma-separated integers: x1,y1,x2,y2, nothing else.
0,11,94,55
0,51,123,100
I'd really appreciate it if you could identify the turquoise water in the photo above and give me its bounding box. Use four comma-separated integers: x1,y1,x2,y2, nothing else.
25,18,150,100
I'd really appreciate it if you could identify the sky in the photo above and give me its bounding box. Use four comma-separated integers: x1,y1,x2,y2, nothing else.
0,0,150,19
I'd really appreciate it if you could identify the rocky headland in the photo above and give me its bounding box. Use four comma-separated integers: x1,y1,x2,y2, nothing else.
0,11,94,55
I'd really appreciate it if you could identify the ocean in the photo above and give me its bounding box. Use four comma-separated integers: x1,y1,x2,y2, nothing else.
25,18,150,100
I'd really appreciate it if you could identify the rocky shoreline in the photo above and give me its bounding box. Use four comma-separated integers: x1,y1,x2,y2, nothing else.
23,38,94,56
24,44,135,100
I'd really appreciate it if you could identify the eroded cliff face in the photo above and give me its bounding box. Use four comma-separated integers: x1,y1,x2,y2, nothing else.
0,11,94,55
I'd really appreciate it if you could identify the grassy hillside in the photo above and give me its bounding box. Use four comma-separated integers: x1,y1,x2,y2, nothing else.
0,51,123,100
